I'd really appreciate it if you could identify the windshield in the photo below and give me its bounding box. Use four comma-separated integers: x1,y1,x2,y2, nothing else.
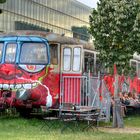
0,43,3,62
5,43,17,63
20,43,48,64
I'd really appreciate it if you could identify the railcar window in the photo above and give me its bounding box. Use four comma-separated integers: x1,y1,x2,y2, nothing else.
84,52,94,73
130,60,138,77
5,43,17,63
63,48,71,71
130,60,137,73
50,44,58,65
73,47,81,72
96,54,106,75
0,43,3,62
20,43,48,64
96,55,100,74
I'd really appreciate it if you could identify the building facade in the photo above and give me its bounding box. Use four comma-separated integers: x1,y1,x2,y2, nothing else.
0,0,91,41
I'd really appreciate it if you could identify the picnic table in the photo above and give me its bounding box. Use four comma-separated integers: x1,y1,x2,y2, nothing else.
41,104,100,132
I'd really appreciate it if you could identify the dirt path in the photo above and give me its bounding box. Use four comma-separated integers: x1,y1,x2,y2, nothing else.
99,127,140,134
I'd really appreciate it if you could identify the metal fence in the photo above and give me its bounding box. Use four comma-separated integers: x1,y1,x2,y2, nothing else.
88,76,100,108
100,80,111,122
60,74,111,122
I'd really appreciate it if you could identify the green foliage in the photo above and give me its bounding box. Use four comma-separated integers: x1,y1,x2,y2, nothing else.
89,0,140,75
0,0,6,3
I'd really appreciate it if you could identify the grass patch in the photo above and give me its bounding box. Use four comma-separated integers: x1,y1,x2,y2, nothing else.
0,115,140,140
124,115,140,127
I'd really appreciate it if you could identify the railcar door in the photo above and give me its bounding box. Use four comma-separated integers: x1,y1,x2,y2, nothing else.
49,43,61,105
60,45,83,106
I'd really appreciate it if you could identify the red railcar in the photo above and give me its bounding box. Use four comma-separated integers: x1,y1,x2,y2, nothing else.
0,31,139,117
0,31,99,116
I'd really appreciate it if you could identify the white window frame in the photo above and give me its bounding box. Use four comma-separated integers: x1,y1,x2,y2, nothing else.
72,47,81,72
63,47,72,72
61,45,83,73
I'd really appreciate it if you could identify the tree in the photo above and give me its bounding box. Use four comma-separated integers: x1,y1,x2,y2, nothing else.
89,0,140,75
89,0,140,128
0,0,6,3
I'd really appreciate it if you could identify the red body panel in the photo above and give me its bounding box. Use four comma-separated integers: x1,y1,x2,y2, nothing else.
0,64,60,109
61,73,82,105
104,75,140,95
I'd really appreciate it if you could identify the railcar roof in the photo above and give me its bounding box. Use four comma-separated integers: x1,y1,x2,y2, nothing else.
0,31,95,50
0,36,48,42
46,32,95,50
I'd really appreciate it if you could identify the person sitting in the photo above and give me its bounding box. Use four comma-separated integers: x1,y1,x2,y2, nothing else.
122,92,130,106
128,92,135,106
119,92,127,117
132,93,140,107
